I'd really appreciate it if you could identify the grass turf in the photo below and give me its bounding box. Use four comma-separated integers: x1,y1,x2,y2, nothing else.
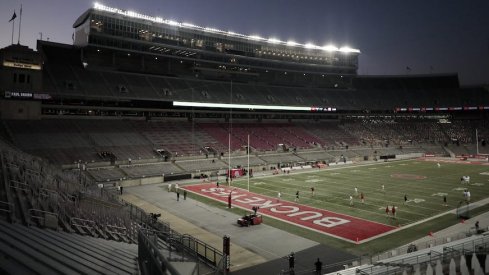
229,159,489,226
183,159,489,255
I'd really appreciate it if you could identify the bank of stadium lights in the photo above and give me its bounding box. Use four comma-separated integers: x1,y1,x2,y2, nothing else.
182,22,198,28
304,43,317,49
286,40,299,46
322,45,338,52
267,38,281,44
93,2,360,53
166,20,179,26
339,46,359,53
249,35,265,41
204,27,222,33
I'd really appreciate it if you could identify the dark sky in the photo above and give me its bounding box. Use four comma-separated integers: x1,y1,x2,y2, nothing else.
1,0,488,85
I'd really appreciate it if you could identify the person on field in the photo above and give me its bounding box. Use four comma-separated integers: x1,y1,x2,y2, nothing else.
314,258,323,275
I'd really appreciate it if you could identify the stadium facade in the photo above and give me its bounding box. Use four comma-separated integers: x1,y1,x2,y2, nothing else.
1,3,488,121
74,3,359,83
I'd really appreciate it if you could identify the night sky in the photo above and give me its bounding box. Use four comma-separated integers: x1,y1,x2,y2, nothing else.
1,0,488,85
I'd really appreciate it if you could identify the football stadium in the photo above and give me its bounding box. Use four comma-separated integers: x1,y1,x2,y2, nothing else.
1,2,489,275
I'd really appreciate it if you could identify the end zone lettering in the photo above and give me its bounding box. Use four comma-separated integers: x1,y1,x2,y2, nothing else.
188,184,395,243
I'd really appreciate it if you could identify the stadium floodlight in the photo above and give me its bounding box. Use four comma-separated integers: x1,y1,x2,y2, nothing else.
305,43,318,49
249,35,265,41
267,38,281,44
92,3,361,53
322,45,338,52
339,46,361,53
166,20,180,26
182,22,198,28
94,3,119,13
286,40,299,46
205,27,221,33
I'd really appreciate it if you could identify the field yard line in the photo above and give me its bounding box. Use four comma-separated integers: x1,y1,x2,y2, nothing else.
323,162,482,210
385,193,489,232
232,159,415,182
240,178,428,221
231,162,436,220
229,158,488,225
185,182,399,232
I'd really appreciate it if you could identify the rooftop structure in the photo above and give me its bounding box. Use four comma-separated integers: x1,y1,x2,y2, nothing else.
73,3,359,80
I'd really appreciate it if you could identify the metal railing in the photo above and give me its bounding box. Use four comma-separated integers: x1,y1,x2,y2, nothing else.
138,229,183,275
445,235,489,254
2,147,223,273
29,208,58,229
105,223,127,236
70,217,96,231
0,200,13,215
126,200,224,273
356,235,489,275
363,228,481,265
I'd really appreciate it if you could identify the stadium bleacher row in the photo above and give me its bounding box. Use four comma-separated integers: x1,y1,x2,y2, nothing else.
0,138,222,274
337,234,489,275
0,147,137,241
4,118,488,163
0,219,139,275
39,42,489,112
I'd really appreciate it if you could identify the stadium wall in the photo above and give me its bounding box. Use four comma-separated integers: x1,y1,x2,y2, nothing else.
120,175,165,187
0,99,41,119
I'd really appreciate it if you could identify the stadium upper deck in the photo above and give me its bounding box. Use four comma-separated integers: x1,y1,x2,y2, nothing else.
1,3,488,120
72,3,359,87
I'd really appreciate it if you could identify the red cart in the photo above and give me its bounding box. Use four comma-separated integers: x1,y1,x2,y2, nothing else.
237,214,263,227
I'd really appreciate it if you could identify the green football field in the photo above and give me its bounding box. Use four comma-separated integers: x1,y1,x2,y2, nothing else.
228,159,489,227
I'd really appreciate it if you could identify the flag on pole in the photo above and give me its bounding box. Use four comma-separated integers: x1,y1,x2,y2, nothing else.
9,11,17,22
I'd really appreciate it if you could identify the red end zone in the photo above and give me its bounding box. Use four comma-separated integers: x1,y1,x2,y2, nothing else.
183,183,396,243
